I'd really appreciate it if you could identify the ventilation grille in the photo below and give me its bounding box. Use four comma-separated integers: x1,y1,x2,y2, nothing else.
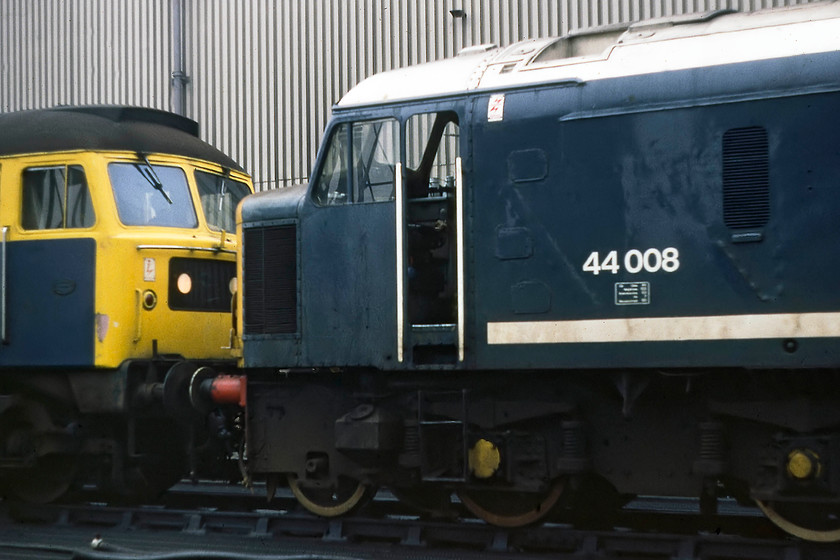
243,225,297,334
168,258,235,312
722,126,769,229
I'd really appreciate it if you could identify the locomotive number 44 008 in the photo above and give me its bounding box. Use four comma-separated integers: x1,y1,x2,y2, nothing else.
582,248,680,275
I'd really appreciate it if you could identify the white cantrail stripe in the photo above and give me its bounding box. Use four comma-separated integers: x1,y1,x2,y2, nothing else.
487,312,840,345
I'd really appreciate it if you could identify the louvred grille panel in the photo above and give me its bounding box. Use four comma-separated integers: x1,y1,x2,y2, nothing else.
722,126,770,229
243,225,297,334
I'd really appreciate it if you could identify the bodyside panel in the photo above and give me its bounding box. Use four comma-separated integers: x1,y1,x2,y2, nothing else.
2,238,95,366
298,200,398,368
471,76,840,369
242,198,399,370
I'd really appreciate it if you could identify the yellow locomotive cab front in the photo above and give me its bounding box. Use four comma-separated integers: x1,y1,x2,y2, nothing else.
90,153,251,368
0,106,253,502
0,151,251,370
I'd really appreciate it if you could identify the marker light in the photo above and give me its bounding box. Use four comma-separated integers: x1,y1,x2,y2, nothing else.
177,273,193,294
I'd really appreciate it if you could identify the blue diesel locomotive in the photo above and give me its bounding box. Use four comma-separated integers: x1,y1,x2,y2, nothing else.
233,2,840,540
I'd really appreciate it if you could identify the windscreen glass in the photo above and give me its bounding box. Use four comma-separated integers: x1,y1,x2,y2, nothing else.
108,163,197,228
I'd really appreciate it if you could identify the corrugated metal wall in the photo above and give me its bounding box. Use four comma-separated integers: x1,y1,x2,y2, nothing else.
1,0,817,190
1,1,170,113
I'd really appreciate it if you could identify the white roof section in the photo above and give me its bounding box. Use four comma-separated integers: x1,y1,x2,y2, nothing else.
337,0,840,108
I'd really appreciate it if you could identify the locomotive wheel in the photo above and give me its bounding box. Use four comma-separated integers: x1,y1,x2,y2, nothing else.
756,500,840,542
457,479,565,528
5,454,76,503
0,401,77,503
288,474,376,517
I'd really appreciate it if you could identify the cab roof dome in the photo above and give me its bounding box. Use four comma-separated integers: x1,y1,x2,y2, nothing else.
0,105,244,172
338,0,840,107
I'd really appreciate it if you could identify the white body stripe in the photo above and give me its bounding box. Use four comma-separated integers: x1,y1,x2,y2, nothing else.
487,312,840,345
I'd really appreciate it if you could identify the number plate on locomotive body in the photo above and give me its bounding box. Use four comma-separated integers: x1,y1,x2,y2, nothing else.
615,282,650,305
582,248,680,275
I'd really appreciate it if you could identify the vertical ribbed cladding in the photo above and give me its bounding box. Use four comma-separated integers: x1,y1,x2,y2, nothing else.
243,225,298,335
0,0,169,113
722,126,770,229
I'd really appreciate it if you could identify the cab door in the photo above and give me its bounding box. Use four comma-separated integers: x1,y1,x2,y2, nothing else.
299,108,468,370
398,110,466,367
298,118,400,369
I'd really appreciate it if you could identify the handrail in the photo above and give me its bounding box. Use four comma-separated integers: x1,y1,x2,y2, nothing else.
136,244,235,255
395,162,405,363
455,157,465,362
1,226,7,344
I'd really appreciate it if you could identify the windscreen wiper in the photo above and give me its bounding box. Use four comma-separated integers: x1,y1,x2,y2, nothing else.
218,176,227,213
136,153,173,205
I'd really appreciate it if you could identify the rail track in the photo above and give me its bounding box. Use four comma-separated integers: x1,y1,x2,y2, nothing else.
0,482,836,560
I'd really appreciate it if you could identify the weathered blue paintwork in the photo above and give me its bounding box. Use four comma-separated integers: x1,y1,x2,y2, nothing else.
1,238,95,367
242,46,840,372
471,53,840,370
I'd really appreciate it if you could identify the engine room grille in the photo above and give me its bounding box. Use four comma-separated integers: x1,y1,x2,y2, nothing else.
243,225,297,334
168,257,235,312
722,126,770,229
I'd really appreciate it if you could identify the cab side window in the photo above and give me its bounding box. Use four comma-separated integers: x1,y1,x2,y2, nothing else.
22,165,95,230
313,118,399,205
195,170,251,232
405,111,459,198
314,124,350,205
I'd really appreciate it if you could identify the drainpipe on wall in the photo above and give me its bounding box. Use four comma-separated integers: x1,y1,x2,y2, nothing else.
170,0,189,116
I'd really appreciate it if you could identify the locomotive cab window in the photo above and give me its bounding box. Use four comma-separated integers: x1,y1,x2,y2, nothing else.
108,162,197,228
22,165,95,230
195,170,250,232
313,118,399,205
406,111,459,198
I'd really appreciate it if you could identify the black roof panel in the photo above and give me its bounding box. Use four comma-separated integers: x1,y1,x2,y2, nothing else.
0,106,244,172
